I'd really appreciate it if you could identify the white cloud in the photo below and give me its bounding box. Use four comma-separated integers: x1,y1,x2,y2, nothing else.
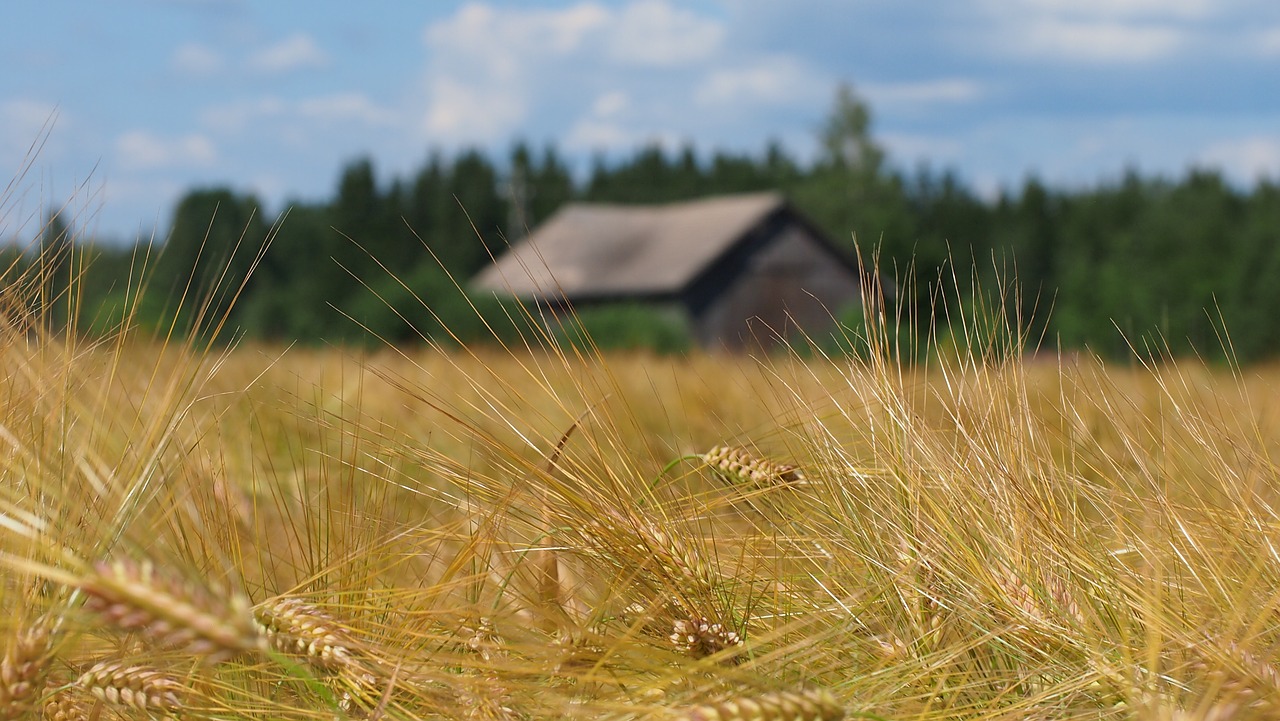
297,94,399,126
1257,26,1280,56
422,78,525,141
591,91,630,118
419,3,613,143
424,3,608,79
1015,0,1212,20
1015,19,1185,62
1,99,67,168
863,79,984,108
695,56,826,107
1197,136,1280,181
247,33,328,74
1,99,60,138
880,132,965,164
200,97,287,132
981,0,1200,63
565,118,635,150
115,131,216,170
607,0,725,67
171,43,223,76
417,1,730,144
201,93,397,134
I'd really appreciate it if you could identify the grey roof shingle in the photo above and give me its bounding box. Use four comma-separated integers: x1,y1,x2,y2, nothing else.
472,191,786,301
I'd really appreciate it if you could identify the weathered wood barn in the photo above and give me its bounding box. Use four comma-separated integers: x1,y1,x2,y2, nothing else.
471,192,865,349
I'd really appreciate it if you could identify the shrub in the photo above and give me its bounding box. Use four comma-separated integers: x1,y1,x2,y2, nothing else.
553,303,692,354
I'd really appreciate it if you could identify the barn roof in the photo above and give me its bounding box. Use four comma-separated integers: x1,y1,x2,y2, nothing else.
471,191,788,302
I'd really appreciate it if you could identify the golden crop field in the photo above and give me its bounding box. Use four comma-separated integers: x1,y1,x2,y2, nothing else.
4,288,1280,720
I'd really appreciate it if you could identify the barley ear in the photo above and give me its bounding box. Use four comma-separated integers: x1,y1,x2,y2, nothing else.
77,661,185,712
41,684,92,721
702,446,805,487
81,558,265,663
676,688,845,721
0,622,54,721
255,596,357,673
670,617,743,661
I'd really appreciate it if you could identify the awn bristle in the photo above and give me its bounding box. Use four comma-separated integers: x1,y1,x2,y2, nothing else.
0,622,54,721
76,661,185,712
702,446,805,486
81,558,265,663
677,688,845,721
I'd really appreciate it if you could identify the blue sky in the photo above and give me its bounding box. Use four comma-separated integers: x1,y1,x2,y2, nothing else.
3,0,1279,242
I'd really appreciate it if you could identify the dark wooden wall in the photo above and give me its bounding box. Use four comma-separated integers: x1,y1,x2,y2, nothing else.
689,219,860,349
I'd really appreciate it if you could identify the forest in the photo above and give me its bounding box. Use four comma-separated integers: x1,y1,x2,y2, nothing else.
20,86,1280,361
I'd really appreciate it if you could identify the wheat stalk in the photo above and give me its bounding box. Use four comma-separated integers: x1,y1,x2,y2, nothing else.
80,558,265,663
0,622,54,721
76,661,185,712
675,688,845,721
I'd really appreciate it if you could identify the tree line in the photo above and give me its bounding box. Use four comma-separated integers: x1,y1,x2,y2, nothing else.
17,86,1280,360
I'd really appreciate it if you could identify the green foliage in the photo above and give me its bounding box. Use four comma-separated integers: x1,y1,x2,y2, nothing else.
49,84,1280,362
818,82,885,174
149,187,270,340
554,304,692,354
37,208,74,330
339,261,536,349
791,304,919,363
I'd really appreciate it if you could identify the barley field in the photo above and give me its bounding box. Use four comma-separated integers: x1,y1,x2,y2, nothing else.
4,267,1280,721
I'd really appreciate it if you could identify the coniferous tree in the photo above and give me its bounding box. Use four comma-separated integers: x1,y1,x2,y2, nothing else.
153,187,268,337
38,208,73,330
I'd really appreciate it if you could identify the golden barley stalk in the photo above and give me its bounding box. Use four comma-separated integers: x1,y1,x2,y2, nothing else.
77,661,185,712
81,558,264,662
702,446,805,487
254,596,355,672
0,622,54,721
677,688,845,721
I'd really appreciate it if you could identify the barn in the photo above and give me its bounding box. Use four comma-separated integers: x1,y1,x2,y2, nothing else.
470,191,866,350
